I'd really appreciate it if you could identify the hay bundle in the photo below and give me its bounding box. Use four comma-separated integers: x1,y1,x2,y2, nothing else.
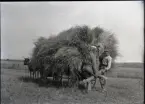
52,46,84,87
91,27,118,60
54,47,81,58
54,46,83,74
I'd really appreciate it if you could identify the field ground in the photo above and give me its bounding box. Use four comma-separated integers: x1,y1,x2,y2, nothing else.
1,68,144,104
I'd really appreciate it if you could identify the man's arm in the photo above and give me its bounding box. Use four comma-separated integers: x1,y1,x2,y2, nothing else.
105,56,112,70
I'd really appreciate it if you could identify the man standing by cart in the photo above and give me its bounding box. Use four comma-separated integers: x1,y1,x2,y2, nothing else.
98,50,112,91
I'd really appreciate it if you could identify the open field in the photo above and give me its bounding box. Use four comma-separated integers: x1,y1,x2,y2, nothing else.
115,62,143,68
1,59,143,69
1,59,26,70
1,68,144,104
1,59,144,79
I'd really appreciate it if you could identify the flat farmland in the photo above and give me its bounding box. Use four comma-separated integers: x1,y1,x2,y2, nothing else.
1,67,144,104
1,59,144,79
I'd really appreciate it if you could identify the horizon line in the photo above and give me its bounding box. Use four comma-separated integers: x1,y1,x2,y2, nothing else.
1,58,143,63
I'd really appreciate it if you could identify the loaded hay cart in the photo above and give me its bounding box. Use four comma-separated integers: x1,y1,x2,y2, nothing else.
28,25,118,91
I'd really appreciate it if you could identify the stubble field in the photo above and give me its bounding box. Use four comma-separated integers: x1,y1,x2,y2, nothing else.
1,66,144,104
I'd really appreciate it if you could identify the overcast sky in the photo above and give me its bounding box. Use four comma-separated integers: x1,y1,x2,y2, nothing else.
1,1,144,62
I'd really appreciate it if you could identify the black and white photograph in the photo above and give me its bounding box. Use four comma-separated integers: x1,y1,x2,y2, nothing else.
1,1,144,104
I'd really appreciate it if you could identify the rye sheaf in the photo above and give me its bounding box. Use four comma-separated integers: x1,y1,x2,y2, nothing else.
24,25,118,90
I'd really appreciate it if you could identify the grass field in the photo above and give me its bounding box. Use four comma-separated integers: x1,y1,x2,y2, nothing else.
1,67,144,104
1,59,144,79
